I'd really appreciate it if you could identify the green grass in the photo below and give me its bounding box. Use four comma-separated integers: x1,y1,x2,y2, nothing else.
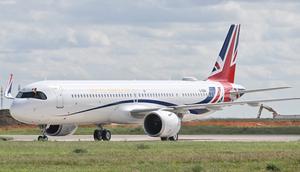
0,127,41,135
1,125,300,135
0,141,299,171
179,125,300,135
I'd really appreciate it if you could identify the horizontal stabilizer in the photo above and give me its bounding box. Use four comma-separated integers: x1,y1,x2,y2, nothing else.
230,86,291,95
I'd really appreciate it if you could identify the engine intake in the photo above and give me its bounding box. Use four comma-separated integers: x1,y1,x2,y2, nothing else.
144,111,181,137
45,124,77,136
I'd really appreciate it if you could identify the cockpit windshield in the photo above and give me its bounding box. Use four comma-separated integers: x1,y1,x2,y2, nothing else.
16,91,47,100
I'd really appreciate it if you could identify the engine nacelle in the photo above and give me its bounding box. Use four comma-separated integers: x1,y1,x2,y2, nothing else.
143,111,181,137
45,124,78,136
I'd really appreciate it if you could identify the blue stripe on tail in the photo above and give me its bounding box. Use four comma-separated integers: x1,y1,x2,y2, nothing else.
219,25,235,60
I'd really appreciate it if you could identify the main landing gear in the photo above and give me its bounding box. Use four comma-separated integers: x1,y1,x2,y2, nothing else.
161,134,178,141
37,125,48,141
93,125,111,141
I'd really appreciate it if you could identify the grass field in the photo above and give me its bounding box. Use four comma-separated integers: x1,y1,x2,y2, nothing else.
0,141,299,172
1,125,300,135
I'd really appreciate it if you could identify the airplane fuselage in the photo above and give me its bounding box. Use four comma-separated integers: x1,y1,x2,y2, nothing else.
10,80,244,125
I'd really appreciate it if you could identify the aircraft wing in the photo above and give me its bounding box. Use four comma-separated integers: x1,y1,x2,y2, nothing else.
230,86,290,95
172,97,300,109
130,97,300,118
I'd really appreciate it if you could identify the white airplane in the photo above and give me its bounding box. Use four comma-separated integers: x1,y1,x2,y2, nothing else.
5,24,299,141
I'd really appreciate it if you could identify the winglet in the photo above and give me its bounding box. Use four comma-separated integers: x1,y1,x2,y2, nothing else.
4,74,14,99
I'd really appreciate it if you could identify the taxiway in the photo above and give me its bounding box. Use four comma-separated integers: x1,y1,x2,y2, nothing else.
1,134,300,142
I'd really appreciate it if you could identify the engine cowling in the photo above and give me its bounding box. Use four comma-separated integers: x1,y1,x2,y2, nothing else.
45,124,78,136
143,111,181,137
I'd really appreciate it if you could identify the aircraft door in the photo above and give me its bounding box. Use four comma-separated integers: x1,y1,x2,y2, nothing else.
133,89,138,103
56,86,64,109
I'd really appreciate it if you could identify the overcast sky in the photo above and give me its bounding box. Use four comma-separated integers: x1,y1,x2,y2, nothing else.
0,0,299,118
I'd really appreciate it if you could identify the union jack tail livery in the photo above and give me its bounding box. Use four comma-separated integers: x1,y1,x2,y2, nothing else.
208,24,240,83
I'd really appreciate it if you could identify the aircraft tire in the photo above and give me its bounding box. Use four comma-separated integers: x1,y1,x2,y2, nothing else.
38,135,48,141
93,129,103,141
168,134,178,141
161,137,168,141
102,129,111,141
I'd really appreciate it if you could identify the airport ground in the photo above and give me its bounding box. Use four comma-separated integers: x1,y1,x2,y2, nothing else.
1,119,300,136
1,124,300,172
1,109,300,171
1,134,299,142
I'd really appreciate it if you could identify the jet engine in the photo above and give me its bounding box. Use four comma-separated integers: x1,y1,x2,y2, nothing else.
45,124,78,136
143,111,181,137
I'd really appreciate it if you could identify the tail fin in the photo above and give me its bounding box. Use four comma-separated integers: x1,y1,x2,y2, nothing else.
208,24,240,83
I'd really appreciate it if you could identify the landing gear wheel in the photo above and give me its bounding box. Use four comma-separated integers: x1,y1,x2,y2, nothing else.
38,135,48,141
37,124,48,141
169,134,178,141
161,137,168,141
93,129,103,141
102,129,111,141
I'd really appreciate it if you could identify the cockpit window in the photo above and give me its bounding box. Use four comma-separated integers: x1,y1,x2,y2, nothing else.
16,91,47,100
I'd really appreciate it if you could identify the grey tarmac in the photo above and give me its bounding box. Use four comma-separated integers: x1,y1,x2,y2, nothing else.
1,134,300,142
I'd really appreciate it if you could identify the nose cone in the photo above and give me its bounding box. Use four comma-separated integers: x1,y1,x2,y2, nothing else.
10,99,35,124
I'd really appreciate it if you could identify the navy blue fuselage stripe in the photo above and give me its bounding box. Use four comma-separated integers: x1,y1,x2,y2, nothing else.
219,25,234,60
196,87,215,104
67,99,177,116
138,99,177,106
65,88,216,116
68,100,134,115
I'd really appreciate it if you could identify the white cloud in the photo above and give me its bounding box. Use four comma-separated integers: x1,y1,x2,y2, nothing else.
0,0,15,5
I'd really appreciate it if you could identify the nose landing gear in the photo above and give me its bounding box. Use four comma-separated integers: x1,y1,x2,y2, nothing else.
37,124,48,141
93,125,111,141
